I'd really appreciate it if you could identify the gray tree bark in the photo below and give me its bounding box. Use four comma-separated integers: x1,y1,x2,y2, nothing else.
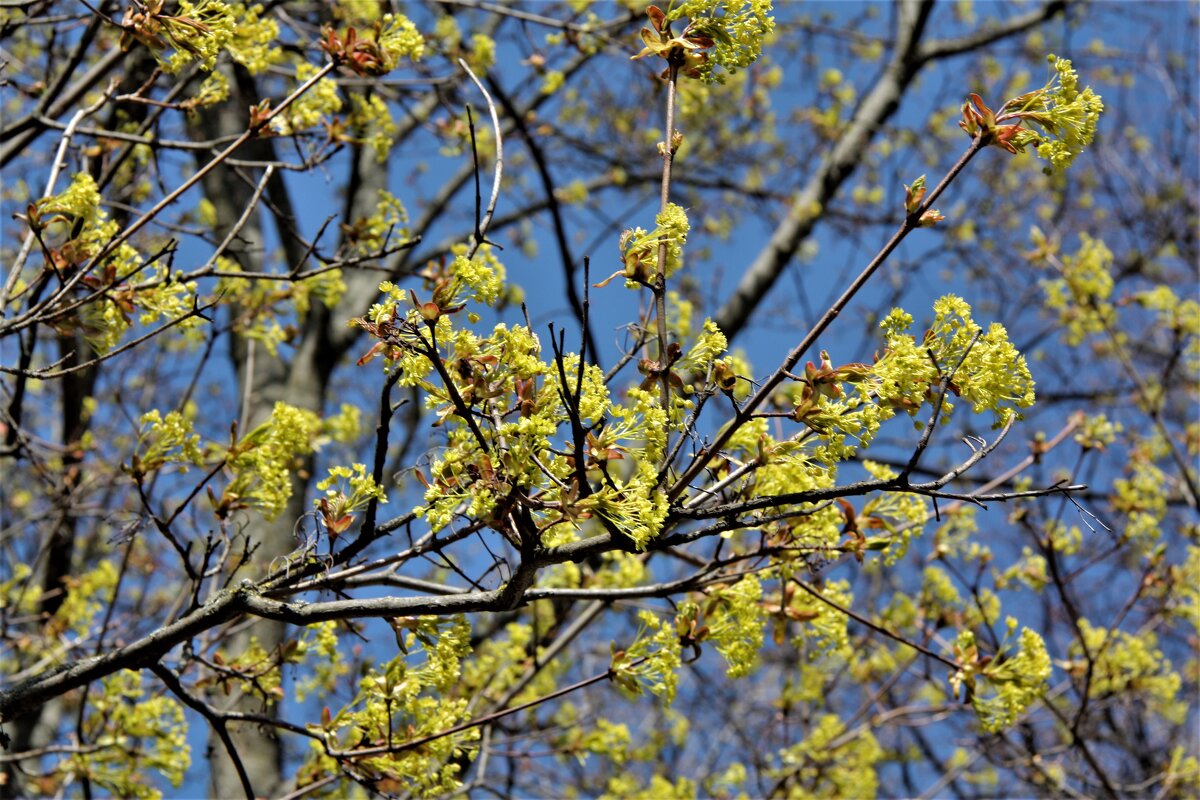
195,62,394,798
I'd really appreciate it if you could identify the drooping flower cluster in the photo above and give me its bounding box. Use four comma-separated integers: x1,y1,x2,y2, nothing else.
612,609,684,704
224,402,321,519
346,93,399,162
953,622,1052,733
120,0,236,73
959,54,1103,171
75,671,190,796
271,63,343,135
1035,229,1117,346
632,0,774,84
668,0,775,83
597,202,691,288
689,575,768,678
1032,55,1105,170
27,173,200,353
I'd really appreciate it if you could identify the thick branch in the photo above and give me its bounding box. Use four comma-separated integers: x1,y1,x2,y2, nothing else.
713,0,1066,341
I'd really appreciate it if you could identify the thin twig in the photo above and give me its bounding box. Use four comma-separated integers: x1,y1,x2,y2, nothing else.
0,62,338,337
1,77,117,315
201,165,275,272
669,135,988,500
791,578,960,670
653,60,681,418
459,59,503,259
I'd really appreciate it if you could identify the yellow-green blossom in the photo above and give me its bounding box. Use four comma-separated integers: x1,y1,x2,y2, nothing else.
770,714,883,797
1039,231,1116,345
952,624,1052,733
681,318,727,371
293,621,350,702
468,33,496,71
607,203,691,288
37,171,101,221
433,15,462,51
873,295,1035,427
790,579,853,657
378,13,425,65
189,70,229,108
1032,55,1104,171
225,402,320,518
296,617,475,796
347,190,410,256
541,69,565,95
161,0,237,73
49,560,119,639
697,575,767,677
613,609,683,704
449,243,506,307
347,93,398,163
69,671,190,796
136,408,204,470
860,460,929,564
214,259,343,355
227,3,283,74
668,0,775,84
603,774,696,800
272,62,342,136
315,463,388,531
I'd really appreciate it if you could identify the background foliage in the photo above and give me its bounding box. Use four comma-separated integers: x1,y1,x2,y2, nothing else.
0,1,1196,798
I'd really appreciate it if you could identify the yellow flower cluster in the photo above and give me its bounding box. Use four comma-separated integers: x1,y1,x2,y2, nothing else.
612,609,684,704
668,0,775,84
875,294,1036,427
227,2,282,74
1039,232,1116,346
272,63,343,136
695,575,767,678
315,462,387,519
1034,55,1104,171
137,407,204,470
348,93,398,163
299,617,476,797
74,671,190,795
378,13,425,64
162,0,236,73
450,243,506,307
772,714,884,797
952,623,1052,733
226,402,320,519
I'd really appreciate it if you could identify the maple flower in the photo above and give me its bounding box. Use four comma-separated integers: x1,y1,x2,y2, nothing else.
959,55,1103,171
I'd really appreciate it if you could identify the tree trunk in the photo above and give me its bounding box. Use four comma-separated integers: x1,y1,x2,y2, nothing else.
194,64,390,798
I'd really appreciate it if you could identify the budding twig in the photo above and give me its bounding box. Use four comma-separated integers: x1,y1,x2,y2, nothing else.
653,61,681,418
669,135,989,500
